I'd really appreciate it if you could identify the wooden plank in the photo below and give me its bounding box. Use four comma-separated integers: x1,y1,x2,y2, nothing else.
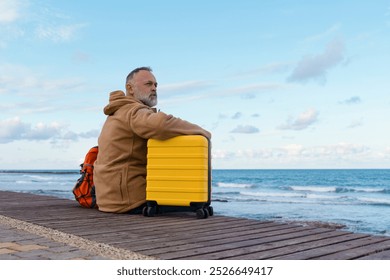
155,227,330,259
117,223,303,253
272,234,381,259
357,247,390,260
129,222,298,245
89,220,276,245
55,213,272,238
314,237,390,260
93,219,280,250
203,230,352,260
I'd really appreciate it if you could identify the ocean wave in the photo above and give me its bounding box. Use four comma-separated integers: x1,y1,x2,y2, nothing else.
239,191,345,202
241,191,305,198
290,185,388,194
15,180,31,184
22,174,53,181
224,195,379,207
215,182,255,188
16,179,57,184
231,197,333,205
306,193,338,200
212,191,241,196
348,187,389,193
290,186,337,193
232,192,390,207
335,187,389,194
357,197,390,206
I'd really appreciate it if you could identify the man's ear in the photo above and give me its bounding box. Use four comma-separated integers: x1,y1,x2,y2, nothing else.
126,83,134,95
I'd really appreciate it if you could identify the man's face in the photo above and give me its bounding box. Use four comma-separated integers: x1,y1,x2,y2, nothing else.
129,70,158,107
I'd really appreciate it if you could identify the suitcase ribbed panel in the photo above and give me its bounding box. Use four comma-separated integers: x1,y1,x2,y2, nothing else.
146,135,210,207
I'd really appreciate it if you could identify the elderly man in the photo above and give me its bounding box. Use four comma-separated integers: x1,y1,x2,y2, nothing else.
94,67,211,213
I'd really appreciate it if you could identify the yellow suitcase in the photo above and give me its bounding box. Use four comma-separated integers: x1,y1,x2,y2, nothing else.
143,135,213,218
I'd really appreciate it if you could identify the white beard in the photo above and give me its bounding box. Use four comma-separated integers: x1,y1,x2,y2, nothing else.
134,92,157,107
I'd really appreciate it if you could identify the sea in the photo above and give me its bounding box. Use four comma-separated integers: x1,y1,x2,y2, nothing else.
0,169,389,236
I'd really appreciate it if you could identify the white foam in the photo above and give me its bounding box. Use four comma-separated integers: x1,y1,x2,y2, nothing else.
357,197,390,205
216,182,254,188
306,193,337,200
291,186,337,193
241,191,304,198
354,187,385,193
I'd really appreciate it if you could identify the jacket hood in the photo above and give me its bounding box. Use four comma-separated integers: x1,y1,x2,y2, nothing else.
103,90,139,116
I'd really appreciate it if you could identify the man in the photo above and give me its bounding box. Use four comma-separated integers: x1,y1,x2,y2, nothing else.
94,67,211,213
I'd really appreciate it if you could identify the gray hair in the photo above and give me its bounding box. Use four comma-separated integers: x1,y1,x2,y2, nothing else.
125,66,153,85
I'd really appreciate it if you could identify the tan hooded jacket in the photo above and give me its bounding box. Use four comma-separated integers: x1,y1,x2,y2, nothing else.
94,90,211,213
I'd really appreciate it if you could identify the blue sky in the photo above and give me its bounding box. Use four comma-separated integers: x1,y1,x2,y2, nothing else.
1,0,390,169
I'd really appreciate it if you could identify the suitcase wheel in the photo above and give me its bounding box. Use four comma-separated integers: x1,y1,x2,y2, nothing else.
196,208,209,219
207,206,214,216
143,206,157,217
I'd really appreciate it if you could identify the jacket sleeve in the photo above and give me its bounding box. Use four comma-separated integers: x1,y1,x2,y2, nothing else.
128,106,211,140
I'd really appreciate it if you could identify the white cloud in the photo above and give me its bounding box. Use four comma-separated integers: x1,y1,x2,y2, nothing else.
231,112,242,119
78,129,100,139
0,1,87,43
287,38,345,84
312,142,370,158
235,62,292,78
0,63,85,96
339,96,362,105
160,81,284,105
215,142,371,163
236,148,274,159
212,149,236,159
304,24,341,43
0,0,23,24
159,80,215,96
227,83,285,97
384,147,390,158
283,144,305,156
0,117,29,143
157,80,216,105
346,120,363,129
218,112,244,120
35,23,87,42
0,117,99,144
230,125,260,134
25,121,63,141
278,108,319,131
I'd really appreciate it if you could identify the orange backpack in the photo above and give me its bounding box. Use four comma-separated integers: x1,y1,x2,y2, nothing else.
72,146,98,208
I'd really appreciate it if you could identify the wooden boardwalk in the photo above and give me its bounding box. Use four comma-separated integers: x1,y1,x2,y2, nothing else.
1,190,390,260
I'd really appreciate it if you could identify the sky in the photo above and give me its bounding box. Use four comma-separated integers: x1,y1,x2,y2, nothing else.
1,0,390,170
